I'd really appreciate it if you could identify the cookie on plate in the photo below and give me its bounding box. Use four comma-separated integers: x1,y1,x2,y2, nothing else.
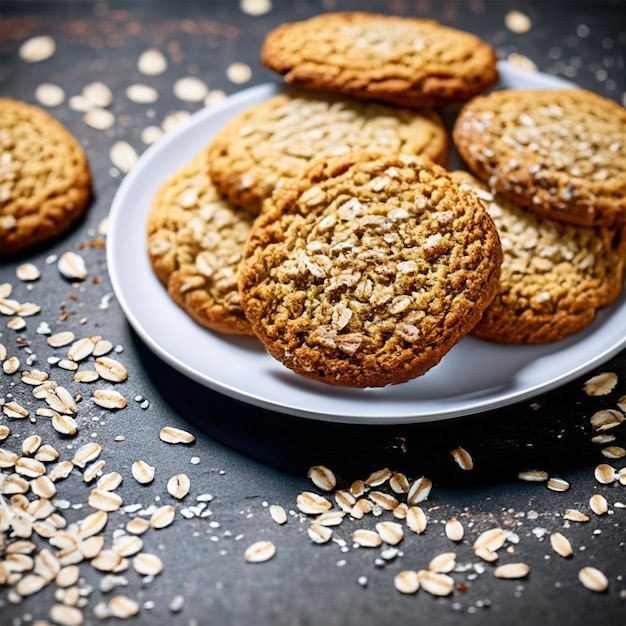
207,89,449,214
453,88,626,228
261,12,499,109
238,152,503,388
0,98,93,255
147,147,255,336
452,171,626,344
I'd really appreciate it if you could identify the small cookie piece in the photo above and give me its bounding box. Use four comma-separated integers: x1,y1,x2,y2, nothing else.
261,12,498,109
239,152,503,388
453,89,626,228
0,98,92,255
207,90,448,214
147,148,255,335
452,172,626,344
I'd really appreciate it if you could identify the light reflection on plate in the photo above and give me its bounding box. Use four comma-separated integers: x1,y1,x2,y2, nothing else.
107,61,626,425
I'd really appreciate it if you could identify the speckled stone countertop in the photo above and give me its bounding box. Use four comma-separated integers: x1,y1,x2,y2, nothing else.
1,2,625,625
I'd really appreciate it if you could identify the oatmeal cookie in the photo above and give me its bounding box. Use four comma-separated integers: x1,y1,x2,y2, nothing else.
207,89,448,214
452,172,626,344
239,152,503,388
453,89,626,228
0,98,92,255
147,148,255,335
261,12,498,109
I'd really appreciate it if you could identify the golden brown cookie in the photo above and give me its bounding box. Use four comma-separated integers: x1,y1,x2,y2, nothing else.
261,12,498,109
0,98,92,255
452,171,626,344
239,152,503,388
207,89,448,214
453,89,626,228
147,148,255,336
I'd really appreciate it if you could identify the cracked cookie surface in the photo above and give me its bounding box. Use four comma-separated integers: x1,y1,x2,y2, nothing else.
0,98,92,255
452,172,626,344
453,89,626,228
207,89,448,214
147,148,255,335
261,12,498,109
239,152,503,388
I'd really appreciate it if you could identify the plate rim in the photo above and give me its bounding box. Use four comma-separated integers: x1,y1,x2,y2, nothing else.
107,61,626,425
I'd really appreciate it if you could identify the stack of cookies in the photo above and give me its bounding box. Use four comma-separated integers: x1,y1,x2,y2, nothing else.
147,12,626,388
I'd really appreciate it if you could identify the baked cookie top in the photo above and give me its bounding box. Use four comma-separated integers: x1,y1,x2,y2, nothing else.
239,152,503,388
261,12,498,109
207,89,449,214
147,148,255,336
0,98,92,255
452,172,626,344
453,89,626,228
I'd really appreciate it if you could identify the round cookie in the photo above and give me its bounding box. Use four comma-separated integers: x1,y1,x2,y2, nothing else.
261,12,498,109
451,172,626,344
453,89,626,228
238,152,503,388
147,148,255,336
207,89,449,214
0,98,92,255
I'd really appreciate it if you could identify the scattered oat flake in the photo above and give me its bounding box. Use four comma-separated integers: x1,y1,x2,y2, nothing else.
564,508,589,523
579,566,609,592
150,505,176,529
296,491,332,514
110,141,138,173
240,0,272,16
505,10,532,33
594,463,617,484
159,426,196,444
550,532,573,558
138,48,168,75
417,570,454,596
58,251,87,280
590,409,625,431
308,523,333,544
226,62,252,84
35,81,65,107
445,517,464,542
584,372,618,396
20,35,56,62
547,476,570,492
307,464,337,491
108,594,140,619
166,473,191,500
49,603,84,626
131,460,155,484
141,125,163,145
82,81,113,107
394,570,419,594
494,562,530,579
16,263,41,281
601,446,625,459
91,389,127,409
173,76,208,102
429,552,456,573
133,552,164,576
126,83,159,103
450,446,473,470
518,469,548,482
269,504,287,525
83,108,115,130
589,493,609,515
244,540,276,563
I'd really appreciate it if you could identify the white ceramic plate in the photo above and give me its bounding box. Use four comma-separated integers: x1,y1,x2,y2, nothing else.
107,61,626,425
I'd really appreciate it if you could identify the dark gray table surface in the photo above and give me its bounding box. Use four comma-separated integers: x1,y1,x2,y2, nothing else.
1,1,625,625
